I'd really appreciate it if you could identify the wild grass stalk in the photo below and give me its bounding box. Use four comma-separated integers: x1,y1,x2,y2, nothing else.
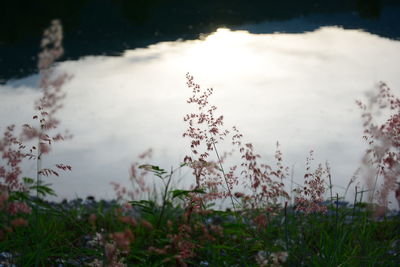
334,193,339,258
326,162,333,205
284,201,289,252
352,186,358,218
156,166,174,229
211,141,237,213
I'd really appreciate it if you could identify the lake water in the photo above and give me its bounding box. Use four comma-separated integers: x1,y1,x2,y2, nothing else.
1,4,400,209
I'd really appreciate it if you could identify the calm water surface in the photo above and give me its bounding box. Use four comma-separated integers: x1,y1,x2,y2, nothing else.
1,26,400,208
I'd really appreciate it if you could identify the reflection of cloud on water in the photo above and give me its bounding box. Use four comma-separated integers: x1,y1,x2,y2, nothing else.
5,74,41,89
1,26,400,208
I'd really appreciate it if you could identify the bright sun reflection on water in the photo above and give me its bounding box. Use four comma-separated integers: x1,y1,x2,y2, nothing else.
187,28,254,73
1,27,400,208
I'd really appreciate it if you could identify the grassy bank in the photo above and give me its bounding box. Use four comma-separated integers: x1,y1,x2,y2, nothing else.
0,196,399,266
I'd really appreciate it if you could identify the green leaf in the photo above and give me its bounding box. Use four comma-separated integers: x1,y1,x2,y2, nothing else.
29,185,56,197
139,164,165,172
22,177,35,184
9,191,30,202
170,188,206,199
139,164,168,178
129,200,156,214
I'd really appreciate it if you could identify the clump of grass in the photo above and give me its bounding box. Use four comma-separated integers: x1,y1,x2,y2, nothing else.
2,196,398,266
0,20,399,266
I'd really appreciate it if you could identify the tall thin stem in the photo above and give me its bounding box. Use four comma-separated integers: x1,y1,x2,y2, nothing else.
36,117,45,201
36,140,41,201
290,164,295,206
371,169,380,203
352,186,358,218
156,167,173,229
284,201,289,251
327,162,333,205
212,141,238,212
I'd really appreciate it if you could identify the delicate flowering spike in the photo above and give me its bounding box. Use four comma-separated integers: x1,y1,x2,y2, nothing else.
234,192,245,198
183,73,233,200
55,164,72,171
0,20,73,237
38,19,64,72
294,153,327,214
358,82,400,208
111,149,152,203
183,74,289,209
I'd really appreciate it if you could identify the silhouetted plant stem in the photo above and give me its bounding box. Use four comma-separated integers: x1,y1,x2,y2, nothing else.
156,167,173,229
352,186,358,218
371,171,380,203
211,142,237,213
284,201,289,251
290,164,295,206
327,162,333,205
335,193,339,224
334,193,339,260
359,186,365,204
36,128,43,202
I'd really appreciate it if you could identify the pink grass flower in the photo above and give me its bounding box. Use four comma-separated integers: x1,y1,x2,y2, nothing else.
294,151,328,214
119,216,137,228
8,202,31,215
141,220,154,231
357,82,400,208
88,213,97,227
254,213,268,230
110,229,134,252
111,149,152,203
11,218,28,227
183,74,289,210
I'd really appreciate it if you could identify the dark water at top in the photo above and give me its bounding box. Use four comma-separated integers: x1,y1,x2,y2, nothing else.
1,0,400,83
